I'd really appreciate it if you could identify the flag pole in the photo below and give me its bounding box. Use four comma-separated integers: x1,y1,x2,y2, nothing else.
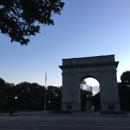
44,72,47,112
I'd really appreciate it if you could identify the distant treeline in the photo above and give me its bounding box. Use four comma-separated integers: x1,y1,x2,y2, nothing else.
0,79,62,110
0,78,92,111
0,70,130,111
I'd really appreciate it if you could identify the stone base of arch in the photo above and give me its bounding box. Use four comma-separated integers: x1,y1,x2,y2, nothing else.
62,102,81,111
59,55,121,112
102,101,121,112
62,102,121,112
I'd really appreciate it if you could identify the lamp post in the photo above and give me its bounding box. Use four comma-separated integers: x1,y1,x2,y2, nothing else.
44,72,47,112
86,94,90,112
14,96,18,110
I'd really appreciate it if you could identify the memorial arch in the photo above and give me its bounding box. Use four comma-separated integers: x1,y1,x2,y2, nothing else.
59,55,121,112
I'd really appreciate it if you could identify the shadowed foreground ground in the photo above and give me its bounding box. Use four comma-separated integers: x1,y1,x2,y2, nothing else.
0,111,130,130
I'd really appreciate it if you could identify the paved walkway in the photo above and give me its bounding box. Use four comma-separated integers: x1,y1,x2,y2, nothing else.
0,112,130,130
0,111,129,117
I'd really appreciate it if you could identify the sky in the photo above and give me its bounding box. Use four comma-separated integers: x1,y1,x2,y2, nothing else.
0,0,130,93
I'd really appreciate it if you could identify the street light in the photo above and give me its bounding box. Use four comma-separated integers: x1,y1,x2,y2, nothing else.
14,96,18,110
86,94,90,112
14,96,18,100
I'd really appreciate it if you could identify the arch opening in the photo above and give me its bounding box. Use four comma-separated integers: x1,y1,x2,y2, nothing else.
80,77,100,111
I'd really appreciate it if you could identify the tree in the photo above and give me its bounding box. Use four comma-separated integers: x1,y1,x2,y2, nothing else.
15,82,44,110
0,77,63,110
0,78,6,109
46,86,62,110
0,0,65,45
120,71,130,85
118,71,130,110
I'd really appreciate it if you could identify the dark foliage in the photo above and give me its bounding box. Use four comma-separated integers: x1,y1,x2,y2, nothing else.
118,71,130,111
0,78,62,110
0,78,6,109
121,71,130,84
0,0,65,45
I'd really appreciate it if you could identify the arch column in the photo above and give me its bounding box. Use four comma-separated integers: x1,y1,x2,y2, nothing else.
100,70,120,112
62,71,81,111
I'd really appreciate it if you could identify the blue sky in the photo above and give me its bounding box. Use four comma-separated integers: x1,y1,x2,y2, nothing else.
0,0,130,89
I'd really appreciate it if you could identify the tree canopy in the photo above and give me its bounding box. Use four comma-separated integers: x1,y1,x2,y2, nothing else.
0,77,62,110
0,78,6,108
120,71,130,85
118,71,130,110
0,0,65,45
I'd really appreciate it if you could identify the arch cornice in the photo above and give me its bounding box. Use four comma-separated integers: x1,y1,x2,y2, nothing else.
59,62,119,69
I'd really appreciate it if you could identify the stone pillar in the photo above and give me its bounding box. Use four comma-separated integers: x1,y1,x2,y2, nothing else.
62,71,81,111
101,70,121,112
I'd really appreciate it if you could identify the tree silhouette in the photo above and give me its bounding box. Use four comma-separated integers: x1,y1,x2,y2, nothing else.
118,71,130,110
0,0,65,45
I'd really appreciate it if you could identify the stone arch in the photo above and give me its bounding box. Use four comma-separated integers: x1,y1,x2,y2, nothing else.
59,55,121,112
